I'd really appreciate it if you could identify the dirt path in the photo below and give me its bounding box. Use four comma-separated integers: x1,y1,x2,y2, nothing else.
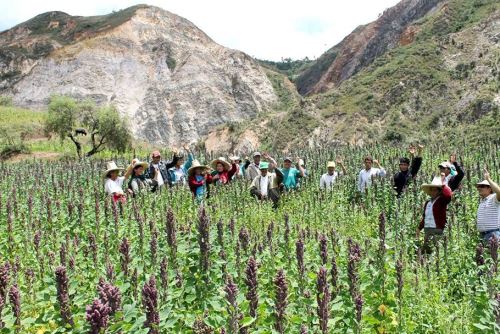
7,152,61,163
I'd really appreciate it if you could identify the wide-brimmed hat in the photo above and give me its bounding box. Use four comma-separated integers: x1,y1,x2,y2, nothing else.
421,176,444,195
188,160,210,177
229,155,241,162
438,161,451,169
259,162,269,170
211,157,231,171
476,180,491,187
131,159,149,171
253,152,261,157
103,161,123,179
327,161,336,168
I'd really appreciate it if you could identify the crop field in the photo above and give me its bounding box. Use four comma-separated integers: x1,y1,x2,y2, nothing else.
0,142,498,333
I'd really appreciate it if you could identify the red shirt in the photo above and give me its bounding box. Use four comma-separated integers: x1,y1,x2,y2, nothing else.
419,185,452,230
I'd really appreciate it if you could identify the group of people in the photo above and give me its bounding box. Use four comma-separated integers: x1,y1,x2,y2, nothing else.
102,145,499,245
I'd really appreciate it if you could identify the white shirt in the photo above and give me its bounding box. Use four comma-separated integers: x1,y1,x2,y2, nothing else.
320,172,339,190
424,199,437,228
173,168,186,185
358,167,386,192
152,164,164,187
477,194,500,232
105,176,125,195
260,175,269,196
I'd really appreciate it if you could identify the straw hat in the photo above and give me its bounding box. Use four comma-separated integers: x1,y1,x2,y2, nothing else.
211,157,231,171
229,155,241,162
130,159,149,171
188,160,210,177
327,161,336,168
438,161,451,169
476,180,491,187
421,176,444,195
103,161,123,179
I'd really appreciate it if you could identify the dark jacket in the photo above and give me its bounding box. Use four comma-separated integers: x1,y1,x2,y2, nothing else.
393,157,422,196
145,155,179,187
448,161,464,192
418,185,452,230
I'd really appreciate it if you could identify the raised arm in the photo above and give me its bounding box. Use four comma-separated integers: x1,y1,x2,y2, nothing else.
484,168,500,201
410,145,423,177
336,158,348,175
374,159,386,177
263,153,278,170
448,154,464,191
296,157,305,177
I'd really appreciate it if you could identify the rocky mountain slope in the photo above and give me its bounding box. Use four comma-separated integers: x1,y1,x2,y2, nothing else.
0,5,277,146
209,0,499,151
296,0,445,95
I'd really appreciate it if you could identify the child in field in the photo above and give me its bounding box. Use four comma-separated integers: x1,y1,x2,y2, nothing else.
188,160,211,202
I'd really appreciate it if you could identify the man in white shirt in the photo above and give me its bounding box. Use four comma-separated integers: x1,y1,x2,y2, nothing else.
250,162,283,209
476,168,500,243
320,159,347,190
358,156,386,192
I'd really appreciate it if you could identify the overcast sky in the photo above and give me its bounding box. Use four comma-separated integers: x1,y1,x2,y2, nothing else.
0,0,401,60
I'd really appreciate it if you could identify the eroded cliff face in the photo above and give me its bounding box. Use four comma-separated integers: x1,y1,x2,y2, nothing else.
0,5,277,145
296,0,444,95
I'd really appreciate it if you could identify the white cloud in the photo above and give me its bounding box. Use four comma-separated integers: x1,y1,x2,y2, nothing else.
0,0,400,60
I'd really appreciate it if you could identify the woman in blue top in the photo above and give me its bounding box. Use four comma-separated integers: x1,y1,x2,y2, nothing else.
187,160,211,203
167,145,194,186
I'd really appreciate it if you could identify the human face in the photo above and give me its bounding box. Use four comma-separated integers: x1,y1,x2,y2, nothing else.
260,169,268,176
134,166,144,176
109,170,119,180
399,162,409,172
216,163,224,173
428,187,441,199
327,167,335,175
283,160,292,169
195,167,203,176
476,185,492,198
439,166,450,176
364,159,372,170
253,155,261,164
176,158,184,168
152,155,161,164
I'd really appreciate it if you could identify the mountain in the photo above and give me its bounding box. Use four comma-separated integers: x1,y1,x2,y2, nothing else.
296,0,445,95
0,5,277,146
206,0,499,151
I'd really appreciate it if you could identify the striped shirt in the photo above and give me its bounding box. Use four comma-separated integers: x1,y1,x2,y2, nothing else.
477,194,500,232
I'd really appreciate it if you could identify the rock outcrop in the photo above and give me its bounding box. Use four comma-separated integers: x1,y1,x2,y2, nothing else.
296,0,444,95
0,5,277,145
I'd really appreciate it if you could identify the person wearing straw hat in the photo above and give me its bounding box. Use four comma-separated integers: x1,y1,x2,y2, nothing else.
393,145,423,197
417,173,452,253
250,162,283,209
145,150,180,189
476,168,500,243
103,161,133,202
320,158,347,190
357,156,386,192
207,157,238,185
438,153,464,192
187,160,212,202
244,152,262,181
128,159,158,196
167,144,194,187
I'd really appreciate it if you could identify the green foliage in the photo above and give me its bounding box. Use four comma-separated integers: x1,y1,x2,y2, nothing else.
258,57,314,82
44,95,131,157
0,143,498,332
0,95,13,106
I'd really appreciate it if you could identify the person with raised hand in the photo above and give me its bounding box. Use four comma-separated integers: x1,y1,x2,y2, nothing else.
145,150,179,189
417,173,452,253
265,154,305,191
475,167,500,243
244,152,262,181
393,144,423,197
187,160,211,203
207,157,238,186
320,157,347,190
357,156,386,192
128,158,158,196
167,144,194,187
437,153,464,192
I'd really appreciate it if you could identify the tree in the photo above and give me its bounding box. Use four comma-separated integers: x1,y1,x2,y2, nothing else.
45,95,132,158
